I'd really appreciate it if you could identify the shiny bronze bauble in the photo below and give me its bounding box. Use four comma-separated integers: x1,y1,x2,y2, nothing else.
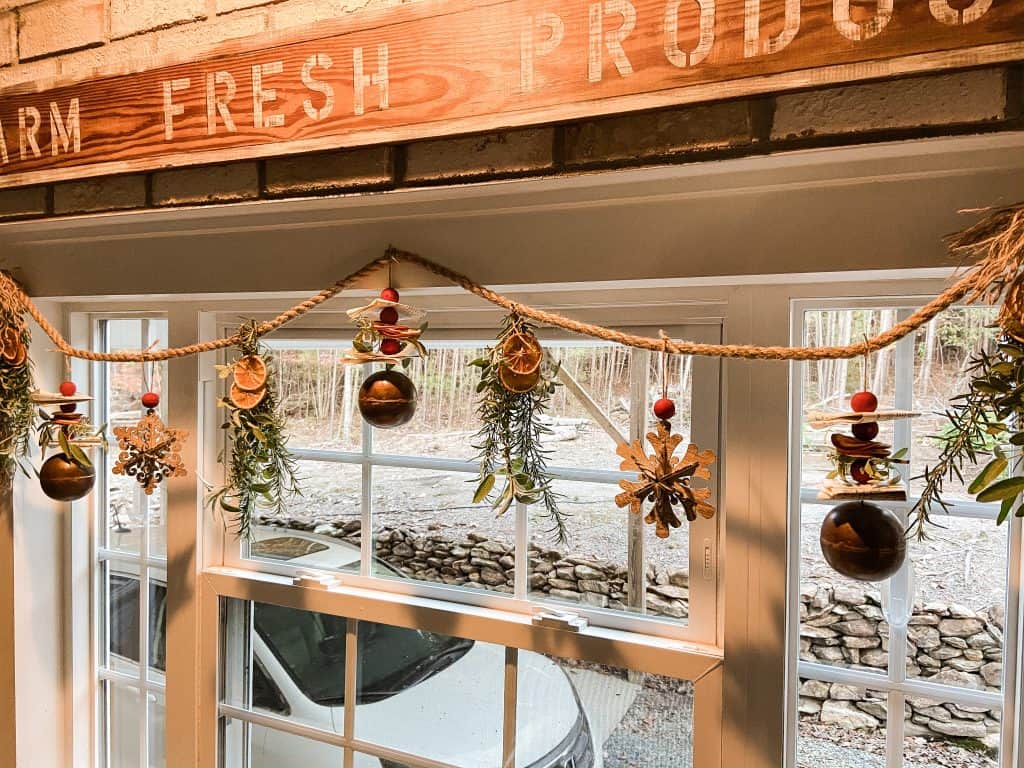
358,369,417,429
819,500,906,582
39,453,96,502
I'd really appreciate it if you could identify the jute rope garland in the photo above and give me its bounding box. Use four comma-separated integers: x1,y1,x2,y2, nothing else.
2,203,1023,363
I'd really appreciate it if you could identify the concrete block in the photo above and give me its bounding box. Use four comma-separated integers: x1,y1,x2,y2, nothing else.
0,55,55,89
405,128,554,182
269,0,378,30
0,185,46,219
772,68,1009,139
152,162,259,206
564,101,751,166
152,10,266,54
265,146,391,195
217,0,276,14
18,0,105,60
54,175,146,215
110,0,207,39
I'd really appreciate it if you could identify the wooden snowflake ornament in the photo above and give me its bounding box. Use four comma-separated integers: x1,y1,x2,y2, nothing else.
112,400,188,494
615,421,716,538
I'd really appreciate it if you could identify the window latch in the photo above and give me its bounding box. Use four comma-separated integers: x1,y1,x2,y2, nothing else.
531,609,588,632
293,571,341,590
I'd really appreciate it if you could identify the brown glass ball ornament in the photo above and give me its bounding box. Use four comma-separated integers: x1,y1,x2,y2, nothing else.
358,369,417,429
819,500,906,582
39,453,96,502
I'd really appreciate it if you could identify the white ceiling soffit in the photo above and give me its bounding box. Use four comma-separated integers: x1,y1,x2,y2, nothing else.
3,132,1022,298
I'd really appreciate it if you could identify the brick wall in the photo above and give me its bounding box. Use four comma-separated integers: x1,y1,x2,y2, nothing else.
0,0,1018,223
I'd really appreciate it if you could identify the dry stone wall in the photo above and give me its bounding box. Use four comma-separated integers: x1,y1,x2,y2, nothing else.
799,582,1004,743
257,515,691,619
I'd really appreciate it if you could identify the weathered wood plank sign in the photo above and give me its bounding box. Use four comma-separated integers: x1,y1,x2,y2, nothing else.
0,0,1021,188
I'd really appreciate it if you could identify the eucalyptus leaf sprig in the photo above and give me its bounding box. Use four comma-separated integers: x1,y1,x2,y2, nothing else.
0,349,33,481
207,321,301,540
910,336,1024,539
35,409,106,469
470,315,567,544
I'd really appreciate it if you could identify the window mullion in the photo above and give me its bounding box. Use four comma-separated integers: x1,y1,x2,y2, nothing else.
627,347,649,616
502,647,518,768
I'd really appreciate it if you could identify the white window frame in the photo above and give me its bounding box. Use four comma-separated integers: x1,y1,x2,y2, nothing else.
785,296,1024,768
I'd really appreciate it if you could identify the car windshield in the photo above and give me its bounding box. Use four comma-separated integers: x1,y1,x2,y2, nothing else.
254,603,473,707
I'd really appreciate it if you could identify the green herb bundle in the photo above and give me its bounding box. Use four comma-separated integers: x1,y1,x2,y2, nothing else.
208,321,300,539
470,316,566,543
911,335,1024,539
0,314,33,481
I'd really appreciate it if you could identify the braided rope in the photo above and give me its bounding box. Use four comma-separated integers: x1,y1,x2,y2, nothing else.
1,202,1020,363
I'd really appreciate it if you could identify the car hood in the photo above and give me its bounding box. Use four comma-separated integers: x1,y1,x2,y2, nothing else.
351,642,581,767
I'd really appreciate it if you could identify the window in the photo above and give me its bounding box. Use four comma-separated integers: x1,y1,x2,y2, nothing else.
788,302,1021,768
205,298,724,768
94,317,168,768
231,326,721,643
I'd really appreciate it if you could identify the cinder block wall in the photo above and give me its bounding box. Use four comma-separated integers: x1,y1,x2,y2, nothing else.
0,0,1019,222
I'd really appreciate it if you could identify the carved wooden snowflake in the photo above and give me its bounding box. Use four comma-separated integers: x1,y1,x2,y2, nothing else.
112,411,188,494
614,421,716,538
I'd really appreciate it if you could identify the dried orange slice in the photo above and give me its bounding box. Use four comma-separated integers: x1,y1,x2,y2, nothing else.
6,340,25,367
233,355,268,392
229,383,266,410
501,331,542,375
0,326,18,361
498,366,540,393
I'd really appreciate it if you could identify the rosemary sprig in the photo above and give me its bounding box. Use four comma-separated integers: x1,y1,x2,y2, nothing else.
0,317,33,482
910,336,1024,539
470,315,567,544
207,321,301,540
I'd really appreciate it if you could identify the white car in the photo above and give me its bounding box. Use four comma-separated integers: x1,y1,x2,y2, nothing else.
108,526,599,768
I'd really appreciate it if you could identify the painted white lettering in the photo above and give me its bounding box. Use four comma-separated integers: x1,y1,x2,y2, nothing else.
353,44,389,116
664,0,714,68
0,120,9,165
929,0,991,25
834,0,892,40
18,106,41,159
162,77,190,141
521,12,565,92
49,98,80,156
252,61,285,129
588,0,636,83
744,0,799,57
206,71,237,135
302,53,335,122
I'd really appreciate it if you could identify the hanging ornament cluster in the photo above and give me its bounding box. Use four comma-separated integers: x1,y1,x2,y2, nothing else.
614,355,716,538
809,376,919,502
208,320,300,539
32,380,103,502
349,286,424,429
470,314,566,540
112,390,188,495
807,353,916,581
0,284,34,479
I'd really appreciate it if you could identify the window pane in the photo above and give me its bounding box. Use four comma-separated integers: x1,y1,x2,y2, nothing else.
220,717,345,768
370,349,486,461
148,689,166,768
905,516,1007,694
105,318,168,554
273,346,361,452
148,577,167,676
908,308,999,501
797,684,887,768
106,682,141,768
798,504,886,675
904,694,999,767
520,657,692,768
372,465,514,594
355,620,502,767
108,570,140,668
250,459,361,571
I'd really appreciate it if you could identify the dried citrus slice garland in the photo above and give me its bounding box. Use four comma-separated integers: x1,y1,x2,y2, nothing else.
233,354,268,392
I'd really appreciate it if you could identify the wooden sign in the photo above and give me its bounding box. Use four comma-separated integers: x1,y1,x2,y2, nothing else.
0,0,1021,188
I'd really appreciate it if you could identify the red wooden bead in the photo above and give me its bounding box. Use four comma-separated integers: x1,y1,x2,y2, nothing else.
379,307,399,325
379,339,402,356
59,381,77,396
141,392,160,409
850,391,878,413
653,397,676,420
380,287,400,303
